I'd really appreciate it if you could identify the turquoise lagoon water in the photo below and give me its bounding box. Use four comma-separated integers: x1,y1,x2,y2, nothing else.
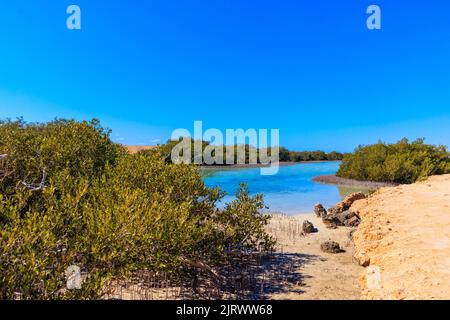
203,161,348,215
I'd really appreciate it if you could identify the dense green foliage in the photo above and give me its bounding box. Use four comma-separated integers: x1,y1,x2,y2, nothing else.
0,119,274,299
278,147,344,162
337,138,450,184
150,139,344,165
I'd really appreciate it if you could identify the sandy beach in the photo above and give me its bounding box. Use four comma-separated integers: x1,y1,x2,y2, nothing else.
266,213,363,300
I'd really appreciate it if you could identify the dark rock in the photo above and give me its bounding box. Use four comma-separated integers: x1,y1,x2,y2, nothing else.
314,203,327,218
327,207,337,215
302,220,317,234
320,241,344,254
322,193,366,229
336,210,355,223
322,215,344,229
345,216,361,227
322,208,361,229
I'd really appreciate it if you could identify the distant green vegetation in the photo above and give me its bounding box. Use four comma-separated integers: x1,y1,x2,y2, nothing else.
0,119,274,299
337,138,450,184
148,139,344,165
278,147,345,162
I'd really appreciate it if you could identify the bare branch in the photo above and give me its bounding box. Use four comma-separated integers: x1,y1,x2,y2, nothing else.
180,257,224,281
21,168,47,191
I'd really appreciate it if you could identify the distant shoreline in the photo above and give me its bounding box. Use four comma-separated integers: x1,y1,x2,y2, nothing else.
313,174,398,188
200,160,340,170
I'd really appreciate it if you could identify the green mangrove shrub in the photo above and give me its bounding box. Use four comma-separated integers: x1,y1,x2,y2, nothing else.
337,138,450,184
0,119,274,299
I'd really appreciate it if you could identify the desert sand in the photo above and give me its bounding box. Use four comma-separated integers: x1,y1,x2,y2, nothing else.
267,214,363,300
352,174,450,299
126,145,155,154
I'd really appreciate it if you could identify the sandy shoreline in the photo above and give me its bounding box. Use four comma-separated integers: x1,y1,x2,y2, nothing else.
266,213,363,300
313,174,397,188
200,161,297,170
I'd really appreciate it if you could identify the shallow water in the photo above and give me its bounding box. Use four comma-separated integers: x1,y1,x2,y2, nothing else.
203,161,360,214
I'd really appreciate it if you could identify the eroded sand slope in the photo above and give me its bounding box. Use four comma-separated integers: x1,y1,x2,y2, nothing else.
351,174,450,299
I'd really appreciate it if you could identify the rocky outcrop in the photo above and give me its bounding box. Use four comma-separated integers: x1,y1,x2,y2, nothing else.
328,192,367,215
314,203,327,218
338,210,361,227
320,241,344,254
346,216,360,227
319,193,366,229
322,215,343,229
322,209,361,228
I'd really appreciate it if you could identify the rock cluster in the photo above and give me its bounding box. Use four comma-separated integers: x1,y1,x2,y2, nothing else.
317,192,367,229
307,193,368,257
328,192,367,215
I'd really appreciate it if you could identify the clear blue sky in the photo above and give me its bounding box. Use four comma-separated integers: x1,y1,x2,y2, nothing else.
0,1,449,151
